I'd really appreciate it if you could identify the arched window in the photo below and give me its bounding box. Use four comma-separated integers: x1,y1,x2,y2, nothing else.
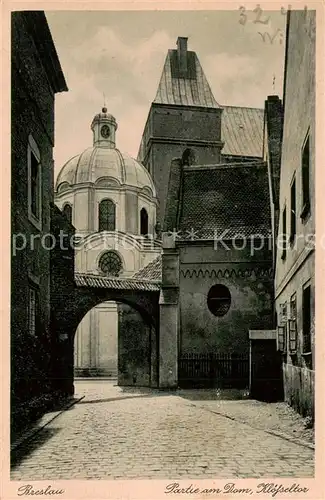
98,251,122,277
182,148,196,166
140,208,149,236
62,203,72,224
99,199,115,231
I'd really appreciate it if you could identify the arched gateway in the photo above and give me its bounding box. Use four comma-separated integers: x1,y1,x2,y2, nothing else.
55,107,161,379
52,273,160,396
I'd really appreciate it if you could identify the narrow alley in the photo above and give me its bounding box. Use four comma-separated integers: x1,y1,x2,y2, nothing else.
11,381,314,480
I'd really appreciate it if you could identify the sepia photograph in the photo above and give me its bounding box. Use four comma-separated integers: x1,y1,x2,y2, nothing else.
4,2,322,495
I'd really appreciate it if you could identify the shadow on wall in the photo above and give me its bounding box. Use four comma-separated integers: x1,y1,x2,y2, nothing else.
118,303,153,387
283,363,314,419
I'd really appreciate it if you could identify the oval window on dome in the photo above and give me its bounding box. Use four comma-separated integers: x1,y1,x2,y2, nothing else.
100,125,110,138
98,251,122,277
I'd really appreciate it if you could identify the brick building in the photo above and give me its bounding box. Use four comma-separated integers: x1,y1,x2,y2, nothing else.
159,160,274,390
138,37,264,223
11,11,72,434
271,9,315,418
138,38,275,391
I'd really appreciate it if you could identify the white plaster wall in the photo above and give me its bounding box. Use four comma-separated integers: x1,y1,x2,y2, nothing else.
73,189,90,232
75,302,118,375
75,232,142,275
96,302,118,372
138,194,156,236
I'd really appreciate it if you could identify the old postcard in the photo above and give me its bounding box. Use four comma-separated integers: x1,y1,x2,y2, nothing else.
1,1,324,499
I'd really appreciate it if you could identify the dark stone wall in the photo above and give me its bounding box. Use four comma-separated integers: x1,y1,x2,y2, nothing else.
163,158,182,230
50,204,75,395
117,303,152,387
151,106,222,142
140,104,222,222
178,243,274,356
11,13,67,435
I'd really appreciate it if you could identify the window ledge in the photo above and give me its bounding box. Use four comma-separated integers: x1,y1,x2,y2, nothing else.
301,351,312,357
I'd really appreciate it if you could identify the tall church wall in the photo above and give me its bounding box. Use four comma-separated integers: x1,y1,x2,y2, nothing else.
178,244,274,355
151,106,222,142
151,143,220,223
143,105,222,222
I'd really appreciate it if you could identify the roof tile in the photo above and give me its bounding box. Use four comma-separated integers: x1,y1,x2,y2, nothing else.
132,256,162,281
177,163,271,240
75,273,160,291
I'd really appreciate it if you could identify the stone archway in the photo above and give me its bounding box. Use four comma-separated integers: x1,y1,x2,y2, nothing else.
50,277,160,395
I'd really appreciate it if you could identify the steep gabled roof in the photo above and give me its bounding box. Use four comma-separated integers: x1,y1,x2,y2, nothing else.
154,49,221,109
221,106,264,158
152,43,264,158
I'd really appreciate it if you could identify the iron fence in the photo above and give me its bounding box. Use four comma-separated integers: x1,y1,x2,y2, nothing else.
178,352,249,389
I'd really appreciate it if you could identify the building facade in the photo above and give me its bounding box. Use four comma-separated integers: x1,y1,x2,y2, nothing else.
54,109,161,376
11,11,70,433
273,9,315,418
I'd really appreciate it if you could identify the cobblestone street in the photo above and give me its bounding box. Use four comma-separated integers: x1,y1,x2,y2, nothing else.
11,381,314,480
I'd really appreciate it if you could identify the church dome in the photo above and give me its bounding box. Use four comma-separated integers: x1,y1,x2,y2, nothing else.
56,147,156,196
55,108,156,198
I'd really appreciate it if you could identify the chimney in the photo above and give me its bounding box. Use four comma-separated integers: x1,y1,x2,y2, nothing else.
176,37,188,76
265,95,283,211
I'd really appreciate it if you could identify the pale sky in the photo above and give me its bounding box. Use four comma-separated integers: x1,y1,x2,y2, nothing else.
46,10,286,179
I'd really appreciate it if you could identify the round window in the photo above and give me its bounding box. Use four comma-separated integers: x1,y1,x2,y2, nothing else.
207,284,231,317
98,251,122,277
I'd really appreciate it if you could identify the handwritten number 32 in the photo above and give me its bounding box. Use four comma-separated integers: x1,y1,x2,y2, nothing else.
239,5,270,25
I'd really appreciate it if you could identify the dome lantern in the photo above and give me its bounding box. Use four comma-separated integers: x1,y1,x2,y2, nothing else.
91,107,118,149
55,110,157,199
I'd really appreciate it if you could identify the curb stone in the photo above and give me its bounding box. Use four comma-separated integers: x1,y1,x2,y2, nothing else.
11,395,84,453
